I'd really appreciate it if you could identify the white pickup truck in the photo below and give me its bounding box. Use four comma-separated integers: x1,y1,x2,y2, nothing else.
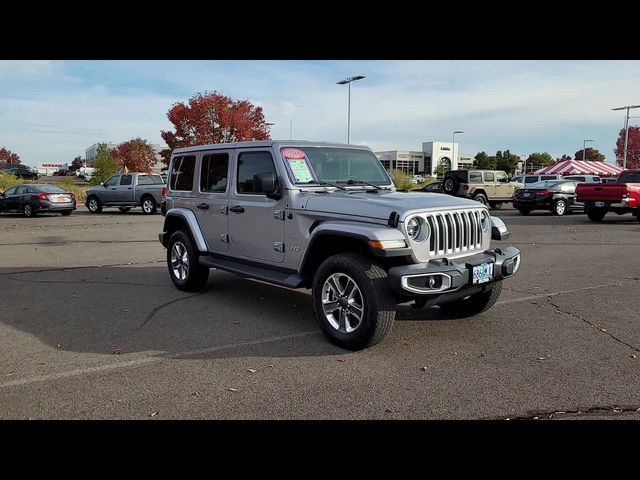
85,172,165,214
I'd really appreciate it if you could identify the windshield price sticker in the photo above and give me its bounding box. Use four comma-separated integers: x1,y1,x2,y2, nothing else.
281,148,315,183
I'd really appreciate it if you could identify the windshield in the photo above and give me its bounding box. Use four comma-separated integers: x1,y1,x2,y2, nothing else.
281,147,391,185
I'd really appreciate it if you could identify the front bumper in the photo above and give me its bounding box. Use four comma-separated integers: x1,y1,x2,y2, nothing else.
388,246,521,297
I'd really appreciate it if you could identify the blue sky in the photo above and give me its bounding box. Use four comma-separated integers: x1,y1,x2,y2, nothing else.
1,60,639,166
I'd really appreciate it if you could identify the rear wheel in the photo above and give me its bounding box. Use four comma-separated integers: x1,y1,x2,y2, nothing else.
552,199,567,216
87,196,102,213
141,196,156,215
517,208,532,215
312,253,396,350
439,281,503,317
586,207,606,222
473,193,488,206
443,176,458,195
23,203,35,217
167,230,210,291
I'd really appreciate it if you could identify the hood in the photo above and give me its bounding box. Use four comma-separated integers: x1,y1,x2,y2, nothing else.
303,191,484,221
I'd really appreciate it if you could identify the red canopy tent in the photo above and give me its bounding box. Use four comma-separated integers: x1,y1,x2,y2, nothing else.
534,160,623,177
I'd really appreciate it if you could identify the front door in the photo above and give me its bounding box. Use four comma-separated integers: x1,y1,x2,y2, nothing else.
494,171,513,199
101,174,121,203
228,149,285,264
1,186,18,211
194,150,231,253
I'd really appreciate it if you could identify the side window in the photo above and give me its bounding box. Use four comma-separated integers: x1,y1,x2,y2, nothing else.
541,175,557,181
16,185,27,194
120,174,133,186
618,172,634,183
137,175,153,185
483,172,495,182
495,172,508,183
634,173,640,183
200,153,229,193
525,176,538,184
150,175,164,184
469,172,482,183
237,151,277,194
104,175,119,187
3,186,17,195
592,177,600,182
170,156,196,191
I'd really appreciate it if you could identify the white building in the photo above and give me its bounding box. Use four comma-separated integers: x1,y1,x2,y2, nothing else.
37,162,68,175
376,141,475,176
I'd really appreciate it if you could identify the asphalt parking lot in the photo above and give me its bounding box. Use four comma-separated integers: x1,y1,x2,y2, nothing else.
1,207,639,419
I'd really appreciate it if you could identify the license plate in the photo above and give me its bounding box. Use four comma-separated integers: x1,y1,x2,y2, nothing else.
472,263,494,284
50,195,70,203
595,201,605,207
523,192,531,198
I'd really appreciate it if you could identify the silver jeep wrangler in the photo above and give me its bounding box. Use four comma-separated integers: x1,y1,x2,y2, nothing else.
159,141,521,350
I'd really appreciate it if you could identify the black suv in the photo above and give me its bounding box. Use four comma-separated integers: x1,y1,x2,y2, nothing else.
2,164,39,180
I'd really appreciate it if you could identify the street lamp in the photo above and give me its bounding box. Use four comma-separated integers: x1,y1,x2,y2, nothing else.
582,139,594,161
452,131,463,169
612,104,640,169
337,75,366,144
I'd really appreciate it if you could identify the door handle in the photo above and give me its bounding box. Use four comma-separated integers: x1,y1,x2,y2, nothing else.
197,203,209,210
229,206,245,214
111,188,116,190
127,187,132,190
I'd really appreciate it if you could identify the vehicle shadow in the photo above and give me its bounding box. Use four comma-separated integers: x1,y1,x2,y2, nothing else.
0,265,347,359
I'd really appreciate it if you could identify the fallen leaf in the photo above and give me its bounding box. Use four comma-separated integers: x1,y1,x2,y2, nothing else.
191,391,200,397
533,416,539,420
148,411,159,417
6,372,16,377
113,347,123,355
56,343,61,348
630,355,637,359
336,359,346,362
601,328,607,333
385,408,393,413
233,321,240,325
72,294,77,298
421,367,427,372
537,355,549,361
228,388,238,392
268,364,274,368
247,368,257,373
122,308,128,312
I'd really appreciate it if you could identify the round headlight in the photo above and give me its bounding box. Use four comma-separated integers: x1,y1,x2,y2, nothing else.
407,217,421,239
480,211,490,232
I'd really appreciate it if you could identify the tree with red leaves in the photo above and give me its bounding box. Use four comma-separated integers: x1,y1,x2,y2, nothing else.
160,91,271,164
614,126,640,170
0,147,21,167
574,147,605,161
111,138,158,173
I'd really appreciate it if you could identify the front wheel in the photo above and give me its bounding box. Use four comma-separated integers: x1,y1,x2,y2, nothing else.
586,207,606,222
167,230,210,292
552,199,567,216
87,196,102,213
439,281,503,317
141,196,156,215
312,253,396,350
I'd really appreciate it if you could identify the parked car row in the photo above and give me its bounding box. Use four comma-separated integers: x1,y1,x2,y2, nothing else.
2,164,39,180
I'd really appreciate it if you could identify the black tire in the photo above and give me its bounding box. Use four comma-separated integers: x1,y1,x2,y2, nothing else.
61,210,72,216
473,193,488,206
586,207,606,222
312,253,396,350
141,196,156,215
167,230,209,292
443,176,458,195
119,207,131,213
439,281,503,318
23,203,35,217
86,196,102,213
552,199,567,216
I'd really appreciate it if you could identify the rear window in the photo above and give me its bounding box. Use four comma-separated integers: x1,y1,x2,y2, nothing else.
446,171,469,182
28,184,66,193
483,172,495,182
541,175,558,180
200,153,229,193
469,172,482,183
566,176,585,182
170,156,196,191
137,175,154,185
524,176,539,184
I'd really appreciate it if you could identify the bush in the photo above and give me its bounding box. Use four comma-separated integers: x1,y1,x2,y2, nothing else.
389,169,415,191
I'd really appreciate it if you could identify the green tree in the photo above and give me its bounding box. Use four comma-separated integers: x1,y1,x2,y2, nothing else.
474,151,496,170
434,165,448,177
495,150,519,175
526,152,554,167
93,143,118,184
574,147,605,162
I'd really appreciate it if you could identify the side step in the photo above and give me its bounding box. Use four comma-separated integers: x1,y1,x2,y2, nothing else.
199,255,306,289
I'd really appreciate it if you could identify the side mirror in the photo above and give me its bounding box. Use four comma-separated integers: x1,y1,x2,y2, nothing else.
253,172,281,200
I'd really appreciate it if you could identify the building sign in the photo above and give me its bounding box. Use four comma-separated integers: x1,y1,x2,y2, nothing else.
40,163,64,168
440,146,451,151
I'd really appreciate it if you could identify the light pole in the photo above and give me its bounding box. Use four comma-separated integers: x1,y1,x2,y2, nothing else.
582,139,594,161
337,75,365,144
612,104,640,169
290,120,293,140
452,131,463,169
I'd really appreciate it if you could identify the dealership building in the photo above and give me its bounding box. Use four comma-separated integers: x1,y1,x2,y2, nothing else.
376,141,474,176
37,162,69,175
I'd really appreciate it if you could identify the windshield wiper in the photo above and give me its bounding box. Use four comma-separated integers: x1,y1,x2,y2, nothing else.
337,179,391,190
299,180,348,191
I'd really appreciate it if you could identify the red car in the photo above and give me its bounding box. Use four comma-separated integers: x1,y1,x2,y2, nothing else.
575,169,640,222
0,184,76,217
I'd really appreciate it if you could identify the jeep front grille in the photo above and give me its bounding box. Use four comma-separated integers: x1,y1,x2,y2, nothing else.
424,210,484,256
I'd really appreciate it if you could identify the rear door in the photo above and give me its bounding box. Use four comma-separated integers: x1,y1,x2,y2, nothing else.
195,150,231,253
228,149,285,263
114,174,135,203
